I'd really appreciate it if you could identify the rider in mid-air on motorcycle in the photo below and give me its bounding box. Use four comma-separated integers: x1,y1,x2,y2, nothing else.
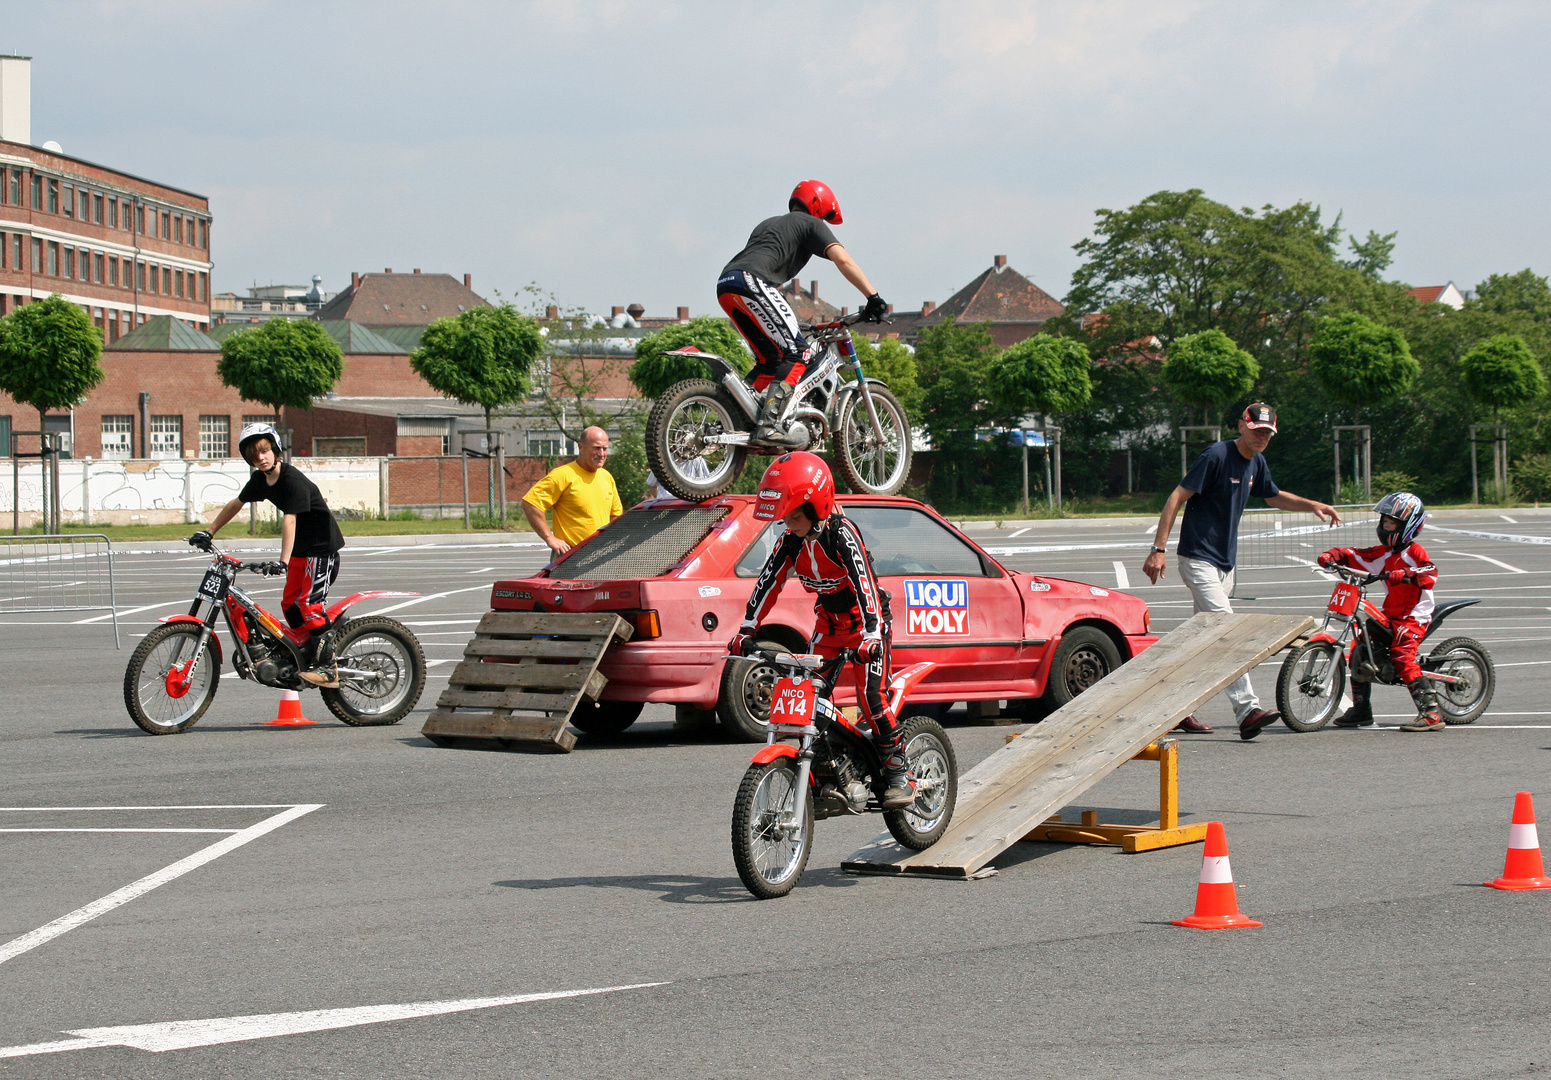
1317,491,1442,732
730,452,915,808
718,180,889,442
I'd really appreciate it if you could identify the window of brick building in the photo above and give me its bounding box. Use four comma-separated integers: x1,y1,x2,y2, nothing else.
30,174,41,209
61,183,73,217
12,234,20,270
198,415,230,459
108,256,117,286
94,252,104,284
107,196,117,228
0,168,7,203
0,414,11,457
136,261,145,290
160,211,170,238
162,266,171,294
174,269,183,298
10,170,19,205
199,220,207,249
0,231,5,270
174,216,183,244
242,414,278,428
77,188,89,219
150,415,182,459
47,179,58,213
32,238,41,272
135,205,144,234
199,272,207,301
93,193,103,223
62,247,74,279
47,242,58,276
101,415,133,458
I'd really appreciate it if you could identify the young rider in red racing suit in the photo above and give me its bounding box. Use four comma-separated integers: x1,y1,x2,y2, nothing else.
718,180,888,442
1317,491,1442,731
729,451,915,808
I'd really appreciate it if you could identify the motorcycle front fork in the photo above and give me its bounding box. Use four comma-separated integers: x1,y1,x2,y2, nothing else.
780,753,815,834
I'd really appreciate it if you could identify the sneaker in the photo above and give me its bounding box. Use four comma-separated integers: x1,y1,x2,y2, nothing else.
1398,714,1445,732
298,664,339,689
1174,715,1213,733
1238,708,1279,741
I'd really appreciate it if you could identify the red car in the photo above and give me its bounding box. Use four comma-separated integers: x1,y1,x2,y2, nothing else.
489,495,1157,740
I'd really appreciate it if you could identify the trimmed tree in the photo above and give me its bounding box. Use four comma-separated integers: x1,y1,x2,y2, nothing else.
410,304,545,429
1160,328,1259,425
1459,332,1548,422
628,316,750,399
0,295,106,434
1308,311,1418,423
986,334,1094,418
218,318,345,423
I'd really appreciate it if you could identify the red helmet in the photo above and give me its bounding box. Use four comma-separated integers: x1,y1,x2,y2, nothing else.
790,179,842,225
754,452,835,522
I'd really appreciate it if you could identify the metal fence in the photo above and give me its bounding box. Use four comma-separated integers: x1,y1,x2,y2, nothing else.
0,534,120,648
1231,504,1376,597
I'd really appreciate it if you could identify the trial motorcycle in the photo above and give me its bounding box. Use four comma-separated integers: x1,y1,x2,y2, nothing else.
730,647,956,899
1274,563,1495,731
645,311,911,502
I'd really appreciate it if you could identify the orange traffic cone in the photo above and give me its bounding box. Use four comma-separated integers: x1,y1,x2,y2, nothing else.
265,689,316,727
1485,791,1551,891
1172,821,1262,929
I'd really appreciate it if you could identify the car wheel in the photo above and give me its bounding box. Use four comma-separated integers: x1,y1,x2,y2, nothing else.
1040,626,1122,711
717,640,786,742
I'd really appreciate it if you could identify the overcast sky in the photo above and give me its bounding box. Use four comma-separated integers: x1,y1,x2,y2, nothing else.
8,1,1548,317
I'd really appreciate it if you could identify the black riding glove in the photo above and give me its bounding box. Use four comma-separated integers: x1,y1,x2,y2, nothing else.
189,531,214,552
862,293,888,322
260,561,286,577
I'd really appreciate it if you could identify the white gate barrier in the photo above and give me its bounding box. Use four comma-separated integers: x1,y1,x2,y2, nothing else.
0,534,120,648
1232,503,1377,596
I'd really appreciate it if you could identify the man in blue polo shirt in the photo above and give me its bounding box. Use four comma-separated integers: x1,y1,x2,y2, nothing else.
1142,403,1342,739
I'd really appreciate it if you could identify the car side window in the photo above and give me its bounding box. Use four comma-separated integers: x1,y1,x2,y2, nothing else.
736,522,783,577
844,507,990,577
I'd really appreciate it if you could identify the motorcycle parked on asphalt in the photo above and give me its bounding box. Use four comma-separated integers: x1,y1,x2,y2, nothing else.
645,311,912,502
730,648,956,899
121,538,427,734
1275,563,1495,731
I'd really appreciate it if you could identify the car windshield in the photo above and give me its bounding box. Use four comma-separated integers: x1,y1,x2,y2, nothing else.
735,505,991,578
550,505,729,581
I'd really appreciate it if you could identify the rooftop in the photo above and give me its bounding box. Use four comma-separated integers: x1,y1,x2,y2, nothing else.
314,270,488,327
106,315,220,352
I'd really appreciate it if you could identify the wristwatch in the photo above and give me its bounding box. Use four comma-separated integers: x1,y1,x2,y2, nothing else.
1150,545,1167,554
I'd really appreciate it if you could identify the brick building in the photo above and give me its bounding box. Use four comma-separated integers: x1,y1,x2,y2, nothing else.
0,56,212,340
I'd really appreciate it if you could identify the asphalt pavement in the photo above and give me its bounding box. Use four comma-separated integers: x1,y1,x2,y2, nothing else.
2,510,1549,1078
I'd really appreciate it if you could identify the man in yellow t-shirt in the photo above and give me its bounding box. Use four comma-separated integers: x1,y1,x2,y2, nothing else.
521,426,623,557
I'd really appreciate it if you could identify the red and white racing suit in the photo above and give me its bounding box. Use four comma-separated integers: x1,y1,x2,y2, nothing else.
741,513,898,745
1320,542,1438,683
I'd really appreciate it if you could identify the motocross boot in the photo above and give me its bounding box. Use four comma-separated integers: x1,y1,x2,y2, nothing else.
1332,679,1374,728
878,740,917,810
298,626,340,689
1399,680,1445,732
752,380,793,443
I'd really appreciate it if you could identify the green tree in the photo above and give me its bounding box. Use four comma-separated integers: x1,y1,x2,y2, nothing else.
1473,269,1551,322
1459,333,1547,422
986,334,1093,418
913,319,1004,454
0,295,106,432
1308,312,1417,423
218,318,344,417
1160,329,1259,424
1345,230,1397,281
849,332,924,417
628,317,750,399
409,304,544,429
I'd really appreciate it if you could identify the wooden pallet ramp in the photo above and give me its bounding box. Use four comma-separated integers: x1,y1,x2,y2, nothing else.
421,611,632,753
842,611,1312,879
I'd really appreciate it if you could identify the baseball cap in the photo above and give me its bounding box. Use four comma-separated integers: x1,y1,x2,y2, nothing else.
1242,402,1278,433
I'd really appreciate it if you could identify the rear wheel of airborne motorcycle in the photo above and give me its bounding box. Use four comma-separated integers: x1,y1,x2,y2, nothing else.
1424,636,1495,724
834,384,911,496
731,759,814,899
884,716,958,849
645,379,749,501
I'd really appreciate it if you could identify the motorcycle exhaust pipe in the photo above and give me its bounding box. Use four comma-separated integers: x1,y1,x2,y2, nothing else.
720,373,760,421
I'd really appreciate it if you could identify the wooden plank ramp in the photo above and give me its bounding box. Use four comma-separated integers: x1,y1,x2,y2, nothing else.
842,611,1313,879
421,612,632,753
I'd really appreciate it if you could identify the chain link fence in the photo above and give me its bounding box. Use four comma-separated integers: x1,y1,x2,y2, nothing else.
1230,504,1376,597
0,534,120,648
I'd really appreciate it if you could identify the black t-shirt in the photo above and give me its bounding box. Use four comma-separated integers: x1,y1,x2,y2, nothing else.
1177,440,1279,572
722,212,840,287
239,463,345,557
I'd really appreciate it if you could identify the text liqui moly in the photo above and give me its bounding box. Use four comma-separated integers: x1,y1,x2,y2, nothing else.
904,579,970,636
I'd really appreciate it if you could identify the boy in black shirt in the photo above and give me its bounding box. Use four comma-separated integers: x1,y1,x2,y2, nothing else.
192,423,347,687
719,180,888,440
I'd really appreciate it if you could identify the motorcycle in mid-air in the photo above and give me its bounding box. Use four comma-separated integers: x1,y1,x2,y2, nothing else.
1275,563,1494,731
645,311,912,502
122,538,427,734
730,647,956,899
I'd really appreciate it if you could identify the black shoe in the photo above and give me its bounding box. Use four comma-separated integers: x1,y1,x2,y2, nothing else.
752,381,793,442
880,770,917,810
1332,704,1374,728
1174,715,1213,733
1238,708,1279,741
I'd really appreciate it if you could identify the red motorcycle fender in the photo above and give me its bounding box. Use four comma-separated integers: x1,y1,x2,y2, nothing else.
156,614,224,665
1306,632,1340,645
750,743,798,765
886,661,936,717
325,591,419,622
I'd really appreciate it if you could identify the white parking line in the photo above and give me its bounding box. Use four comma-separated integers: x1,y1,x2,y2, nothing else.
0,983,667,1058
74,599,185,624
1007,528,1030,538
369,585,491,615
0,828,240,834
1501,515,1519,523
1112,561,1130,590
1449,551,1527,574
0,804,322,967
465,566,497,574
